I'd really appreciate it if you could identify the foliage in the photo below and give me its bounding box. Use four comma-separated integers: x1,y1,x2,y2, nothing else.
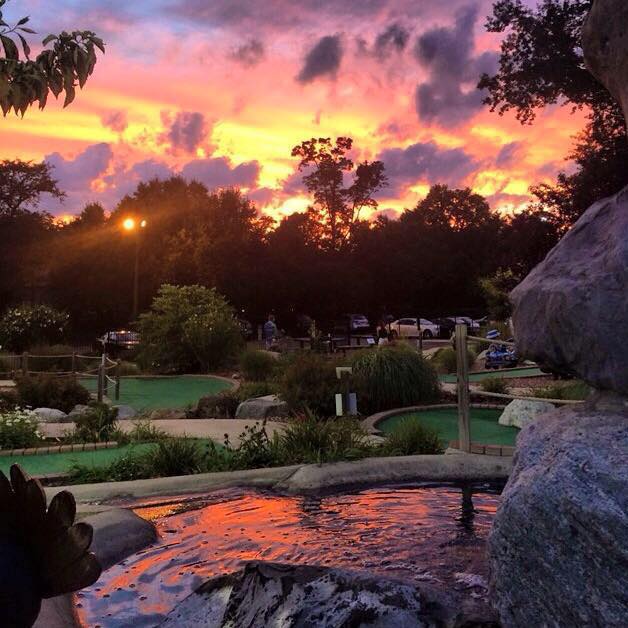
431,346,476,375
382,419,443,456
68,450,149,484
237,380,278,402
15,374,90,413
0,304,68,352
137,284,244,373
72,403,118,443
238,349,278,381
0,388,18,411
197,390,240,419
225,422,280,469
480,377,510,394
117,361,141,376
0,408,42,449
143,439,205,477
278,351,339,417
0,0,104,115
533,380,590,400
125,419,167,443
291,137,388,249
350,346,440,414
479,269,521,321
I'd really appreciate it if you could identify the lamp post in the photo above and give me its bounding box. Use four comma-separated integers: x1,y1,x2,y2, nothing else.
123,217,147,320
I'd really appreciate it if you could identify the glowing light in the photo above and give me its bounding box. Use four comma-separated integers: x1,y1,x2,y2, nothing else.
123,218,135,231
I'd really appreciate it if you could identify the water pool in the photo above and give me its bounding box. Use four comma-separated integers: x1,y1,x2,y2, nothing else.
81,376,233,410
78,484,501,627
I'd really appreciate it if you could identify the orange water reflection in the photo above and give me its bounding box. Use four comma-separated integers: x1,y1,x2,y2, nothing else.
78,483,500,627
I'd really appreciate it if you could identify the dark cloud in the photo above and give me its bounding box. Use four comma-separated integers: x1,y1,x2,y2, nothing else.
160,111,209,153
495,142,523,168
374,23,410,60
181,157,260,189
377,141,477,195
229,39,265,66
101,111,128,134
413,4,499,126
45,143,113,194
297,35,343,83
248,187,275,206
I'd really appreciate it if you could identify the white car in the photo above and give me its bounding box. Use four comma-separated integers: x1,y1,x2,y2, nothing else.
390,318,440,339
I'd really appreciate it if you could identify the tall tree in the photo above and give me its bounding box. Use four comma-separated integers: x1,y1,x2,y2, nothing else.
479,0,628,226
291,137,388,250
0,0,104,115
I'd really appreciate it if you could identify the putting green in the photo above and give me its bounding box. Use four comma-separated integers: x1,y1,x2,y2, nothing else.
378,407,519,446
439,367,544,384
80,376,233,411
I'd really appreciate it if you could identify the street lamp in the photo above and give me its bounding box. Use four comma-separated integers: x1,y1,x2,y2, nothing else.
122,217,147,320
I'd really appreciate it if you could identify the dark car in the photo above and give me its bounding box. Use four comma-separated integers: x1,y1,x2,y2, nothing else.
434,318,455,339
333,314,371,335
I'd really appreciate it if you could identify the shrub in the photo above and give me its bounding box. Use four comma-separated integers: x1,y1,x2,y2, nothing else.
383,420,444,456
126,419,167,442
278,352,339,417
480,377,510,394
0,388,19,412
196,390,241,418
431,346,476,374
0,305,69,353
69,451,148,484
239,349,278,381
237,380,278,402
15,375,91,413
533,381,590,401
0,409,43,449
144,439,205,477
27,344,77,373
73,403,119,443
226,422,280,469
350,345,440,414
137,284,244,373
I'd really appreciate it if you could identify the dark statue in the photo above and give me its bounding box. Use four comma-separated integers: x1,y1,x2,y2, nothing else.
0,464,101,627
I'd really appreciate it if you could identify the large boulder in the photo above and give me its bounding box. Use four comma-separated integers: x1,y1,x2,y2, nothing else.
488,401,628,627
235,395,289,420
511,186,628,394
160,561,490,627
32,407,68,423
67,404,90,420
498,399,555,429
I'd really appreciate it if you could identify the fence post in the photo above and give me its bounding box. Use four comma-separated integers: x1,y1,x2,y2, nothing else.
97,364,104,403
455,323,471,453
115,359,121,401
21,352,29,375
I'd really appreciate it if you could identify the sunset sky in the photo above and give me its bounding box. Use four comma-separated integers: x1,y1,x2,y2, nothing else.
1,0,587,222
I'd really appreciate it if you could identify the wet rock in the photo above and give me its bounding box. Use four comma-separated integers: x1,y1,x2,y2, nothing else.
235,395,289,419
498,399,555,429
511,185,628,394
85,509,157,570
32,407,68,423
113,404,137,420
160,561,497,627
488,403,628,627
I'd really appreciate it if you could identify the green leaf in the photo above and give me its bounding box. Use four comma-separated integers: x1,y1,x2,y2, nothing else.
17,34,30,58
17,16,29,26
92,37,105,53
18,27,36,34
1,34,19,60
42,34,57,46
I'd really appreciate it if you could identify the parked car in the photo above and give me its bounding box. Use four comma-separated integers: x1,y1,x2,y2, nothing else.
433,317,455,339
446,316,481,335
390,318,440,339
100,330,140,351
333,314,371,335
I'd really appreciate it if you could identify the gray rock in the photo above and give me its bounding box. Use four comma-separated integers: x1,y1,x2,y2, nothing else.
67,404,90,419
582,0,628,127
488,402,628,627
147,408,186,421
159,561,486,627
498,399,555,429
511,186,628,394
113,404,137,419
32,407,68,423
235,394,289,419
85,508,158,570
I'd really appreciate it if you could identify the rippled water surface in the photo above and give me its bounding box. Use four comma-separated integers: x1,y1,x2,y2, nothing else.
78,484,500,627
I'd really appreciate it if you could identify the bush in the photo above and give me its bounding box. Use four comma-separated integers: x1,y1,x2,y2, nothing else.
226,422,280,469
0,409,43,449
431,346,476,374
126,419,167,442
480,377,510,394
137,284,244,373
144,439,205,477
0,388,19,412
351,345,440,414
533,381,590,401
0,304,69,352
27,344,77,373
239,349,278,381
237,380,278,402
383,420,444,456
15,375,91,413
196,390,241,418
278,352,339,417
73,403,119,443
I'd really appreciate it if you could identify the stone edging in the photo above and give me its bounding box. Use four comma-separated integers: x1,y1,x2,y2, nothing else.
0,440,118,457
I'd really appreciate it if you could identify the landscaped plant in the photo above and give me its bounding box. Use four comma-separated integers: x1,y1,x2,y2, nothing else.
382,419,444,456
239,349,278,381
144,439,205,477
73,403,119,443
480,377,510,394
196,389,241,418
137,284,244,373
351,345,440,414
237,380,278,402
533,380,590,401
0,304,69,352
0,409,42,449
15,374,91,413
431,346,476,374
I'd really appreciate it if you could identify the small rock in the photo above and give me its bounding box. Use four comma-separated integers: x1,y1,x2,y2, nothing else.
113,405,137,420
498,399,555,429
235,395,289,420
32,408,68,423
67,404,90,419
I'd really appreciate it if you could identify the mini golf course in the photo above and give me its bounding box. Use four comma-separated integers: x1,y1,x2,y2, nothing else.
377,407,519,447
81,376,233,410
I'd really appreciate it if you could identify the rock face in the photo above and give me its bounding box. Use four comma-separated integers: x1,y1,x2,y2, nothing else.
488,402,628,627
160,561,492,627
498,399,555,429
582,0,628,127
32,407,68,423
511,186,628,394
235,395,289,419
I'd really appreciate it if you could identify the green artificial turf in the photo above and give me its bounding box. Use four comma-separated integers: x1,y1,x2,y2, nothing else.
80,376,232,411
439,367,544,384
378,407,519,446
